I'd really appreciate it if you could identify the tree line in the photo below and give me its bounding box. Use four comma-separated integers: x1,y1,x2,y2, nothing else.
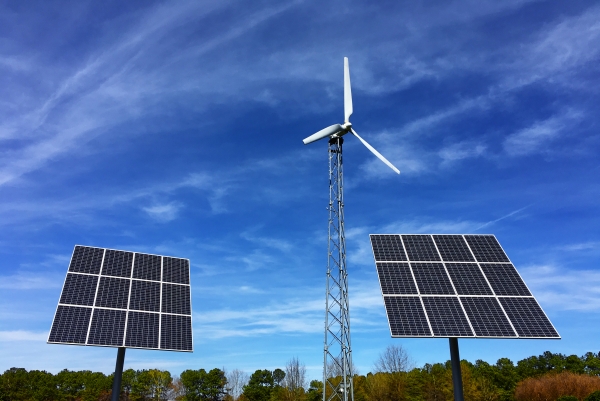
3,350,600,401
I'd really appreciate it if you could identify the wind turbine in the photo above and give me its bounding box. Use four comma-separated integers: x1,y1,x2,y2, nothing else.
302,58,399,401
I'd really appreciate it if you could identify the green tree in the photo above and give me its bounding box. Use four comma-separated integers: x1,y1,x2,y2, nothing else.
306,380,322,401
585,390,600,401
243,370,275,401
180,368,227,401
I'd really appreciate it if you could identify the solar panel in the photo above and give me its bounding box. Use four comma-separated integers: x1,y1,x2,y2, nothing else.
370,234,559,339
48,245,193,351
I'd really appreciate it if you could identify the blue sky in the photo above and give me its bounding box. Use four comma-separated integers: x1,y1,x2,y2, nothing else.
1,0,599,382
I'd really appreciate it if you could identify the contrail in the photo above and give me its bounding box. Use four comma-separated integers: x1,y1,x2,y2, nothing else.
474,204,534,231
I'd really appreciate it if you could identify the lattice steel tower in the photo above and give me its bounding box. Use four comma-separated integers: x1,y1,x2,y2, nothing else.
323,136,354,401
301,57,400,401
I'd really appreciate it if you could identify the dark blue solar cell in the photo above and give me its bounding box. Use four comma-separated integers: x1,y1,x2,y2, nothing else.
163,257,190,285
87,308,126,346
160,314,193,351
461,297,516,337
60,273,98,306
48,306,91,344
376,263,417,295
464,235,510,263
499,297,559,338
101,250,133,278
433,235,475,262
94,277,130,309
402,235,441,261
133,253,162,281
370,235,407,261
125,312,159,348
162,284,191,315
445,263,493,295
129,280,160,312
411,263,455,295
69,246,104,274
422,297,474,337
383,296,431,337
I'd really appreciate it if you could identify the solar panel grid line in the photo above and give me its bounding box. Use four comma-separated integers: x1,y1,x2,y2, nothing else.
121,253,135,347
397,235,411,262
418,296,435,336
430,237,478,336
85,248,106,345
493,296,522,338
457,235,521,337
158,256,163,349
461,236,504,297
407,264,420,295
47,246,80,343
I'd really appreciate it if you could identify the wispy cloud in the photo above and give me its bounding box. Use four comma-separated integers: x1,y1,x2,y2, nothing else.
559,241,600,252
0,272,63,290
503,110,583,156
143,202,182,222
521,264,600,311
0,330,48,342
194,282,382,339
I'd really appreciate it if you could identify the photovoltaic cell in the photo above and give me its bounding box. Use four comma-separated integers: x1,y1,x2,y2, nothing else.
445,263,493,295
125,312,159,348
162,283,191,315
411,263,455,295
433,235,475,262
133,253,162,281
370,235,407,261
422,297,474,337
129,280,160,312
499,297,559,338
480,264,531,296
60,273,98,306
161,314,193,351
102,250,133,278
48,306,91,344
376,263,417,295
370,234,559,339
383,297,431,336
94,277,130,309
49,245,193,351
464,235,510,263
88,309,126,346
403,235,441,261
461,297,516,337
69,246,104,274
163,257,190,285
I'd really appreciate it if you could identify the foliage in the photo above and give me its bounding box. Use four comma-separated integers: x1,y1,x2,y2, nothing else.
515,371,600,401
243,370,275,401
4,351,600,401
180,368,227,401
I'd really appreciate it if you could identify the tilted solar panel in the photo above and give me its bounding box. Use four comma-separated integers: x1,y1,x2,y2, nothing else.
370,234,559,339
48,245,193,352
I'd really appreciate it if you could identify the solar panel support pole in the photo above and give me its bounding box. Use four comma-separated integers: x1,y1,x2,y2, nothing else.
449,338,464,401
111,347,126,401
323,137,354,401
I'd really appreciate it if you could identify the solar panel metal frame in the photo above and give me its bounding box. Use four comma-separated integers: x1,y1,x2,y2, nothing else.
48,245,193,352
370,234,560,340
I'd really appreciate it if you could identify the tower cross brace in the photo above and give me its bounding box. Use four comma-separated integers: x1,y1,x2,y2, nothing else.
323,136,354,401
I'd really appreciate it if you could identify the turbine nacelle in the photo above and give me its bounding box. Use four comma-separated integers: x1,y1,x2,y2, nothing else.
302,57,400,174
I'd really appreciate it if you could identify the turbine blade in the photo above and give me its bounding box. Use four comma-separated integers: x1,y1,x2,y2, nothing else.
344,57,353,123
303,124,345,145
350,128,400,174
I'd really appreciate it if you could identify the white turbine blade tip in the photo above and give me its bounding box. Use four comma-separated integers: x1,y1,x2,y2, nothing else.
350,129,400,174
344,58,353,123
303,124,344,145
